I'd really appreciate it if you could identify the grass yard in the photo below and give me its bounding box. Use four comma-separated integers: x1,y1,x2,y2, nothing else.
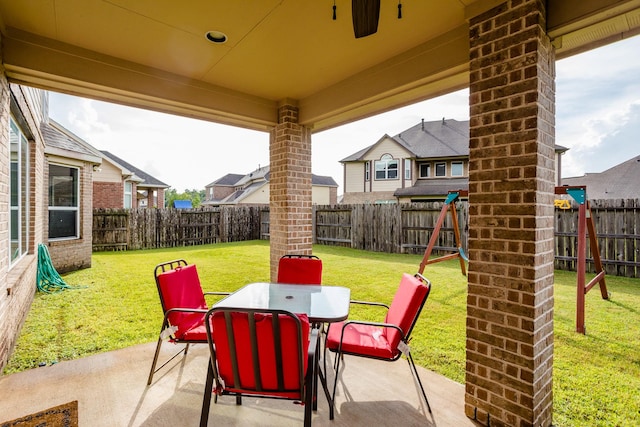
5,240,640,426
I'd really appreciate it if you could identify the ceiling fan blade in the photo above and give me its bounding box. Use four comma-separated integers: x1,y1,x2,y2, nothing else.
352,0,380,38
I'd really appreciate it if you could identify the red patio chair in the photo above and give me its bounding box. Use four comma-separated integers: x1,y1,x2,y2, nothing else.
325,272,433,414
147,259,228,385
277,254,323,285
200,307,319,427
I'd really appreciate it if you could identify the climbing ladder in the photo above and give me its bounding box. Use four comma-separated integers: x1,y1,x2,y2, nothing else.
555,186,609,334
418,190,468,276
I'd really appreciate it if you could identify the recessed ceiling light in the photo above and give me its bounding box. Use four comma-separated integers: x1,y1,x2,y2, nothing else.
205,31,227,44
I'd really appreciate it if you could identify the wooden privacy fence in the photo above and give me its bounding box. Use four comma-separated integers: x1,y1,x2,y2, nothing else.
555,198,639,277
93,199,640,277
93,206,266,251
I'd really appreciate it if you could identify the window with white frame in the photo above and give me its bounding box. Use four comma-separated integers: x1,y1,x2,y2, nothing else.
124,181,133,208
451,161,464,177
10,117,29,264
404,159,411,180
374,154,398,180
435,162,446,177
364,161,370,181
49,164,79,239
419,163,430,178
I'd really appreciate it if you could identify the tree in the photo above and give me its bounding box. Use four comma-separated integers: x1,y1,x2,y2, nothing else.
164,188,204,208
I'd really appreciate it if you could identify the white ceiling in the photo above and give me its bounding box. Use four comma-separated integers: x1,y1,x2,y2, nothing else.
1,0,639,132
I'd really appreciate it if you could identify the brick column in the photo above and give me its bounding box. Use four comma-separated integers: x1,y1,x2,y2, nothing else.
269,101,313,281
157,189,165,208
465,1,555,426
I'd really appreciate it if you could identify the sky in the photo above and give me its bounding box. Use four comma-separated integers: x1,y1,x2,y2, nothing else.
48,35,640,194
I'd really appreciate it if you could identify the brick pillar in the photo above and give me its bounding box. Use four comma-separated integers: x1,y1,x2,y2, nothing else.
147,189,154,208
157,189,165,208
465,1,555,426
269,101,313,281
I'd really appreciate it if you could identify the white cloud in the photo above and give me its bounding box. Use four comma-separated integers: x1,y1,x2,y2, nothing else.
47,35,640,193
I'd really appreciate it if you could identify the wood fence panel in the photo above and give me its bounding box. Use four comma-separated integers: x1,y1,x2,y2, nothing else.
92,209,129,251
315,206,352,246
93,200,639,278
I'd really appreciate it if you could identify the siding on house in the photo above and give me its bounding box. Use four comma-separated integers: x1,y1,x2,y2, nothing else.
204,165,338,206
341,119,566,204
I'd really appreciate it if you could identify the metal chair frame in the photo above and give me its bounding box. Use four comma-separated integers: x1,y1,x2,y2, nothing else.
147,259,228,385
200,307,319,427
326,273,432,414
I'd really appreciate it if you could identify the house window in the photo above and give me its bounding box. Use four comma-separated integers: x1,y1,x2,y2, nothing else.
404,160,411,180
49,164,79,240
10,117,29,264
365,161,370,181
451,161,464,177
124,181,132,208
419,163,430,178
435,162,446,177
374,154,398,180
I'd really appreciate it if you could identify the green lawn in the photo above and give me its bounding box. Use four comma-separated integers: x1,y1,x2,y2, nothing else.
5,241,640,426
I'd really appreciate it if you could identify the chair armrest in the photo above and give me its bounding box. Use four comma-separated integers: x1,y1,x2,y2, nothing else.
202,292,231,297
339,319,404,338
165,307,208,315
204,291,231,296
349,300,389,310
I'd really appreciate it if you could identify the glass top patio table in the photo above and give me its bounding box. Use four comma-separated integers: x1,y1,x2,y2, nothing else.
212,282,350,323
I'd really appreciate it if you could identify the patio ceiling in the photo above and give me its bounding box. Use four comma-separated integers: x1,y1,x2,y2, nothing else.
1,0,639,132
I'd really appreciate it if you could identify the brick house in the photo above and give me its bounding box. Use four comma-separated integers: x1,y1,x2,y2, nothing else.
95,151,168,209
1,2,637,425
203,165,338,206
41,118,102,273
341,118,568,203
1,85,103,369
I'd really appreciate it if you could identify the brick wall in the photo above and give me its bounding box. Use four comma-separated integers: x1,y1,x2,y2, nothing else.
0,79,47,370
465,1,555,426
93,181,124,208
269,102,313,281
48,161,94,273
157,188,165,208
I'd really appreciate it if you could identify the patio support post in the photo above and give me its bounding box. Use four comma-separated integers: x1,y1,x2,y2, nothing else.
269,100,313,281
465,1,555,426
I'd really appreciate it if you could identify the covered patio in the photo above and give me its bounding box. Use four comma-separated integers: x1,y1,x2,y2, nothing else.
1,1,640,425
0,341,478,427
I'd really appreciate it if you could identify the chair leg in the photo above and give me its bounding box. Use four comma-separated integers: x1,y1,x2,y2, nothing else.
407,352,432,414
200,361,215,427
330,350,343,417
147,336,164,385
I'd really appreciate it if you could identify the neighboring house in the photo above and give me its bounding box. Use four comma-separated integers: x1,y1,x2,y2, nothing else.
562,154,640,200
42,119,102,273
95,151,169,209
203,165,338,206
341,118,568,203
2,85,106,369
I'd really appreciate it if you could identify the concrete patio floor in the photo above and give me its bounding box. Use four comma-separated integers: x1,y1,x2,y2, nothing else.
0,341,481,426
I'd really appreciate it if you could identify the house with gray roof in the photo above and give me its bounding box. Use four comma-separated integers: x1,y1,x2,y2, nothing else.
42,119,103,273
341,118,568,203
203,165,338,206
562,154,640,200
96,151,169,208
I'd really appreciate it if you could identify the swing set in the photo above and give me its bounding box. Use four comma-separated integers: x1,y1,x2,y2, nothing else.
418,186,608,334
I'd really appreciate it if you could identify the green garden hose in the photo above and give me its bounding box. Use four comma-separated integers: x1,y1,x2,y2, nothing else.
36,244,78,293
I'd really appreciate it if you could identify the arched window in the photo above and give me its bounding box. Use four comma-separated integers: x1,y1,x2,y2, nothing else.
374,154,398,180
